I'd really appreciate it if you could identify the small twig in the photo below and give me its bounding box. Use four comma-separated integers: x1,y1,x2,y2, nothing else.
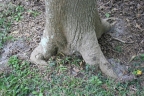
59,52,65,57
103,17,118,21
112,38,134,44
131,87,137,91
128,55,136,63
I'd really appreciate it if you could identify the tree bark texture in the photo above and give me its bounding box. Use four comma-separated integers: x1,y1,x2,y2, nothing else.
30,0,134,81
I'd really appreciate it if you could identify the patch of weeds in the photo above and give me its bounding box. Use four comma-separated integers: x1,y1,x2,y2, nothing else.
0,3,25,48
115,45,123,52
85,64,98,74
131,54,144,74
47,55,144,95
0,56,47,96
27,10,40,17
13,5,24,21
58,65,68,72
72,58,82,66
89,76,102,85
0,16,12,48
133,70,142,76
103,78,144,96
0,55,144,96
14,12,23,21
45,74,107,96
57,56,71,65
133,54,144,62
140,54,144,61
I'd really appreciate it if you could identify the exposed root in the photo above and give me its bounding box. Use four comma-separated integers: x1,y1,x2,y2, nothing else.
30,45,48,66
100,60,135,82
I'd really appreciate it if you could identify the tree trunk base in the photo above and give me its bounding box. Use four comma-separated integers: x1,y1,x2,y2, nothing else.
30,45,48,66
30,0,134,81
30,25,135,82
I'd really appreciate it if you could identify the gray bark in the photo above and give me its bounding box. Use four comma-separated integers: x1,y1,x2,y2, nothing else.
30,0,134,81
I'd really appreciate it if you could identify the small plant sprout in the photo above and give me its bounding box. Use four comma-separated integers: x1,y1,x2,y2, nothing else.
105,13,110,18
133,70,142,76
140,54,144,61
89,76,102,86
27,10,40,17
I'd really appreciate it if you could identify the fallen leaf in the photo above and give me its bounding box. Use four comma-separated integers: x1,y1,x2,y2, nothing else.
135,23,141,29
136,14,141,18
136,70,142,76
128,55,136,63
112,8,118,11
72,71,77,76
11,31,19,34
99,5,106,10
25,33,30,36
73,67,80,73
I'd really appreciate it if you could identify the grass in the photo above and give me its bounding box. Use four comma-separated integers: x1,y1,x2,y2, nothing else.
131,54,144,76
0,3,25,48
0,2,41,48
0,56,44,96
27,10,40,17
0,55,144,96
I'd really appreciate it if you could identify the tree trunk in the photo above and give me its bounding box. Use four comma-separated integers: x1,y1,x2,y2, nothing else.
30,0,134,81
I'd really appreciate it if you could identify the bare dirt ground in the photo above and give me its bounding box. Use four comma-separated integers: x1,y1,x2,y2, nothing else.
0,0,144,85
98,0,144,84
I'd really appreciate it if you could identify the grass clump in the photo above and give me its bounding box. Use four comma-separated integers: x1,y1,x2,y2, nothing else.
0,56,45,96
0,3,25,48
27,10,40,17
1,55,144,96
